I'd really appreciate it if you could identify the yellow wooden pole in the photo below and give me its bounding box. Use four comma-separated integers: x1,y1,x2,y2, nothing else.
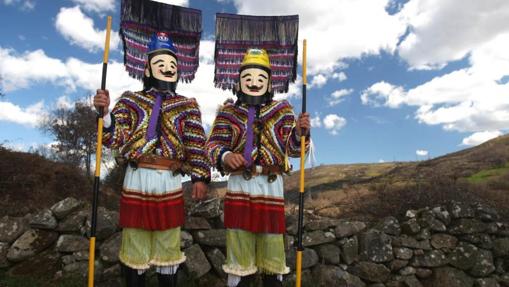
88,15,111,287
295,39,307,287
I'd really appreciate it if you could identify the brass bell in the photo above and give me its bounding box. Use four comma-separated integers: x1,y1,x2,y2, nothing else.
128,161,138,170
242,169,253,180
267,173,277,183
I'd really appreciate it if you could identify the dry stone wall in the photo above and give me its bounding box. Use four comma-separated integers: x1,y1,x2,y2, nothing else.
2,197,509,287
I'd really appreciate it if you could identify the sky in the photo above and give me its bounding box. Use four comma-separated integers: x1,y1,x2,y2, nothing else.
1,0,509,166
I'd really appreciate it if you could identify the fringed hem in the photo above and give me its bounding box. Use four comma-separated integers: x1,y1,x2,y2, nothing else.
259,266,290,275
119,255,151,270
222,265,258,276
119,255,186,270
149,255,186,267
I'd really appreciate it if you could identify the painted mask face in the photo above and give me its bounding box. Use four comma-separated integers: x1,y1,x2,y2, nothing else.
239,67,270,97
146,53,178,82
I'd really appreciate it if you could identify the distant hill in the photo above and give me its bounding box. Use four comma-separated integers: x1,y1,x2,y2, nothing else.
385,133,509,182
0,146,231,217
3,134,509,219
284,134,509,194
282,134,509,220
0,146,118,217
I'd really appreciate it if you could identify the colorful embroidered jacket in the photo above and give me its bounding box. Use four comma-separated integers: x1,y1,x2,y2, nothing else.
207,99,309,170
207,99,309,234
103,90,211,183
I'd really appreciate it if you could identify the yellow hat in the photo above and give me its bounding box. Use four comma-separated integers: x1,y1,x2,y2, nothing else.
240,48,271,70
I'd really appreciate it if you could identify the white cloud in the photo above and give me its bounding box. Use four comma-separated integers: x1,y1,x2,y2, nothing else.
310,74,327,89
150,0,189,6
277,76,302,100
225,0,509,138
416,149,428,157
323,114,346,135
362,68,509,134
229,0,407,76
0,101,46,126
361,26,509,142
363,29,509,133
332,72,347,82
2,0,35,10
199,40,215,65
0,46,139,110
329,88,353,106
0,40,232,128
361,81,405,108
462,131,503,147
398,0,509,70
70,0,115,13
0,48,69,92
55,6,120,52
22,0,33,10
56,96,73,109
1,141,40,152
65,59,144,109
310,115,322,128
177,41,232,127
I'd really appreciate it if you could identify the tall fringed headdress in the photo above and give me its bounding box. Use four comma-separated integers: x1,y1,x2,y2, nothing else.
214,13,299,94
120,0,202,82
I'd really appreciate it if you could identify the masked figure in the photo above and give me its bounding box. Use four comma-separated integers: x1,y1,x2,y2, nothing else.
94,32,210,287
207,49,310,287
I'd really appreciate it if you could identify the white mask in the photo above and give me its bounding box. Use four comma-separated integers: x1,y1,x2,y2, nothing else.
239,67,270,97
145,53,178,83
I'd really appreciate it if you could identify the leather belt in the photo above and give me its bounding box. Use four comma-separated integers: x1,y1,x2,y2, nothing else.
130,155,182,171
230,165,284,182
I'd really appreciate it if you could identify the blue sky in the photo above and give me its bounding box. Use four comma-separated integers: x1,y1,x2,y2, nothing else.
1,0,509,166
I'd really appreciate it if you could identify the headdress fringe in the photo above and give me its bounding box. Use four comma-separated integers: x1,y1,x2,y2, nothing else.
214,13,299,94
120,0,202,82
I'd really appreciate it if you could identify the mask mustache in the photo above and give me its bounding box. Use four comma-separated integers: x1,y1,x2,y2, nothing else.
161,70,176,77
247,85,262,91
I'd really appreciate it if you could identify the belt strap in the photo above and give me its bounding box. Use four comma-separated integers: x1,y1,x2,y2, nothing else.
133,156,182,171
230,165,284,176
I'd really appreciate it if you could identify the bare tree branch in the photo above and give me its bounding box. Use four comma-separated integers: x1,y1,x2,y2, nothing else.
39,100,97,177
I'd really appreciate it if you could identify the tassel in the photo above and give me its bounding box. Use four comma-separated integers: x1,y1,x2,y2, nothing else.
120,0,202,82
213,13,299,94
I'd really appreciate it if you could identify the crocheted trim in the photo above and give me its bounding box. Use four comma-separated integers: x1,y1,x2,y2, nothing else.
259,266,290,275
149,255,187,267
119,255,151,270
222,264,258,276
119,255,186,270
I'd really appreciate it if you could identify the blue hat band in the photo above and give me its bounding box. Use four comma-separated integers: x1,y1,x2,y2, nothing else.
148,33,177,54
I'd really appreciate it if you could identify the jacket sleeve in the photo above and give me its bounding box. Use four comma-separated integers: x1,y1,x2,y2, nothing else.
102,92,135,149
206,106,235,171
182,99,211,183
280,101,310,158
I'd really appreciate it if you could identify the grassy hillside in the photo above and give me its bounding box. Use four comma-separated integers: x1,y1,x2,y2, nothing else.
283,134,509,220
0,146,119,217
